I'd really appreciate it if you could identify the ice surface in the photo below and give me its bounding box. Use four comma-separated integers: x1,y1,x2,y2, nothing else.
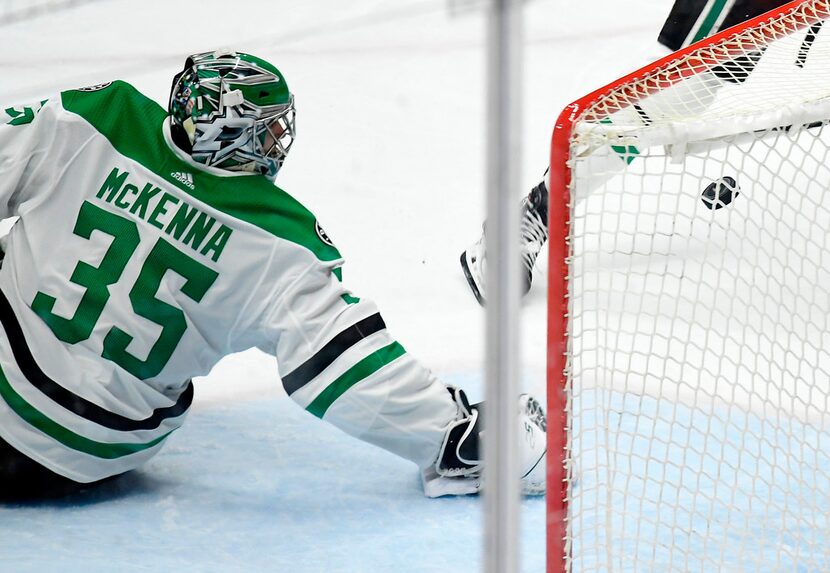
569,391,830,572
0,0,669,571
0,376,548,573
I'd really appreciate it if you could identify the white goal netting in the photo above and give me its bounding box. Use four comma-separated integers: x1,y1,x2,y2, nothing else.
551,1,830,570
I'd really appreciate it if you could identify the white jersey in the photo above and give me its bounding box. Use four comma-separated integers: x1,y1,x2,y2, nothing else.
0,81,454,482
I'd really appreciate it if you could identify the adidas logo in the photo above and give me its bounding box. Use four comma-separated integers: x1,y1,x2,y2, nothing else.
171,171,195,190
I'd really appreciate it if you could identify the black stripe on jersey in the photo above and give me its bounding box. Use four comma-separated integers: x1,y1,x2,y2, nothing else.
633,104,652,126
0,288,193,431
711,49,765,84
282,313,386,396
797,22,824,68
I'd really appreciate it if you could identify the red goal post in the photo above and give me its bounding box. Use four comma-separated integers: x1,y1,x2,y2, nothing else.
547,1,830,570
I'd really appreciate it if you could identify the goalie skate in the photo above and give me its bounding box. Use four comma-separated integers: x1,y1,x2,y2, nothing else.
460,231,486,305
460,181,549,306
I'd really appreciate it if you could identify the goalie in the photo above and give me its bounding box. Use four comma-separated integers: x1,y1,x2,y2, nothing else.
0,51,546,500
461,0,791,305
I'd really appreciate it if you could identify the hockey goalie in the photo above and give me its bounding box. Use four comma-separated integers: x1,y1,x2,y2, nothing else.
0,50,546,500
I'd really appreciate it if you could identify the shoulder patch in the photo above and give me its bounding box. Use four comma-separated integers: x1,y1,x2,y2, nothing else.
315,220,335,247
4,99,47,126
76,82,113,92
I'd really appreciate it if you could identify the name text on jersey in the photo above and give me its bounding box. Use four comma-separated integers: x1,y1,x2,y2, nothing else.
95,167,232,262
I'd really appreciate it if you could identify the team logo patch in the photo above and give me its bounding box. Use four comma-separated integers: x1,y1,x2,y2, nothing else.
77,82,113,92
315,220,334,247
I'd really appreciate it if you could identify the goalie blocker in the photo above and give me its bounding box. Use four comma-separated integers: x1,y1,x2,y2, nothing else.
422,386,547,498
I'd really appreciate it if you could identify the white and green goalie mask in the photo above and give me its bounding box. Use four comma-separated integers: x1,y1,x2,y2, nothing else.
169,50,296,181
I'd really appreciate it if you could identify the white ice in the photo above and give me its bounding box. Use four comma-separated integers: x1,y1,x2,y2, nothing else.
0,1,669,571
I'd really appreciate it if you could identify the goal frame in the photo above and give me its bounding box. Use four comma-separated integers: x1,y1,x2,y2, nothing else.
545,1,830,570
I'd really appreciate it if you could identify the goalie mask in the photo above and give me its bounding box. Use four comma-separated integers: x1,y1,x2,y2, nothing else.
169,50,295,181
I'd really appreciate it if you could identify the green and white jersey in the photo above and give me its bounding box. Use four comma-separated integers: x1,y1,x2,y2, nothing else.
0,82,454,483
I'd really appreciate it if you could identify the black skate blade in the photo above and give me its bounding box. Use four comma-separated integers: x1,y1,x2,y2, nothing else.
459,252,485,307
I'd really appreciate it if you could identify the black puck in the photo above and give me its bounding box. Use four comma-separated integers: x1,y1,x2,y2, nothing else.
701,176,740,210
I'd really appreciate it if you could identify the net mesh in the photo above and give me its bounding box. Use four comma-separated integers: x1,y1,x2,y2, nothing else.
558,1,830,570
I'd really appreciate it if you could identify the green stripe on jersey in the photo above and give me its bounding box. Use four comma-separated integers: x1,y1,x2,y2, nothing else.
306,342,407,418
0,365,171,459
60,81,341,263
600,118,640,164
691,0,730,44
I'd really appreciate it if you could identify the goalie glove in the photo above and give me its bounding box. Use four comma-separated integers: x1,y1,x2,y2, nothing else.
421,386,547,498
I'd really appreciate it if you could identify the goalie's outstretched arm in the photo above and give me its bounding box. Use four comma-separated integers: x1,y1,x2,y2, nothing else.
261,255,547,496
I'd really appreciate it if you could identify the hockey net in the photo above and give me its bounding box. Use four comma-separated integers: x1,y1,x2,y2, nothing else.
547,0,830,570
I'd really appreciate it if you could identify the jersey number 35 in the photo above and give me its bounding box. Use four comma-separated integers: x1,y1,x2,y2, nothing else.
31,201,219,380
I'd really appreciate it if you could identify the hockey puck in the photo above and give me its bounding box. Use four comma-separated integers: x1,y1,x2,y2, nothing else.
701,176,740,210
